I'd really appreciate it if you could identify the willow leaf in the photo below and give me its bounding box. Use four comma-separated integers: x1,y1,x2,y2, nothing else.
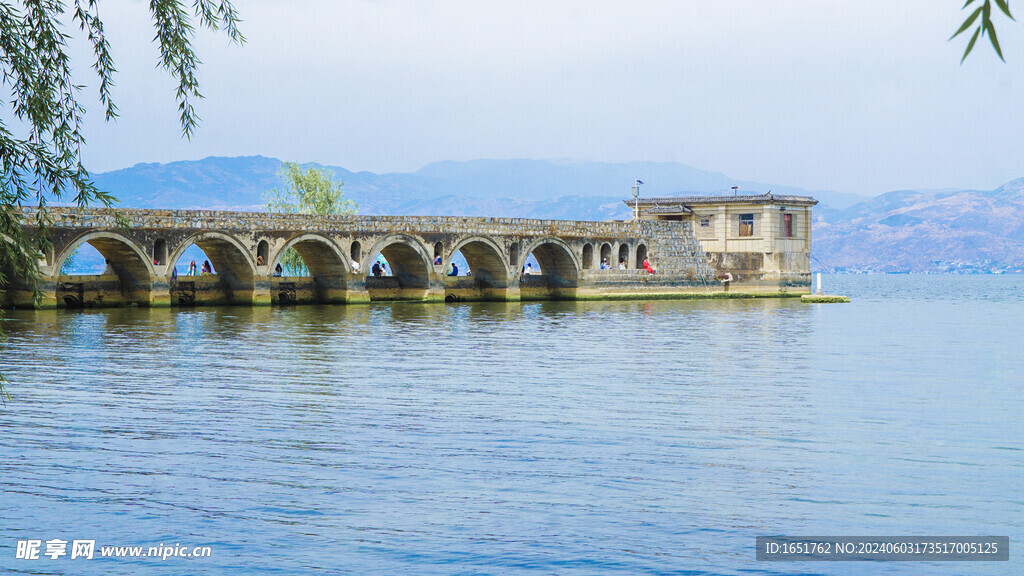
951,5,984,39
962,26,982,63
985,17,1005,60
993,0,1014,19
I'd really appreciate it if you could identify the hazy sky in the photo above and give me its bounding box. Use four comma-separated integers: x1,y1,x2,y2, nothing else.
71,0,1024,196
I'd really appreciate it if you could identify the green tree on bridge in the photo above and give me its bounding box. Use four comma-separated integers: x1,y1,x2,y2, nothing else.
264,162,357,276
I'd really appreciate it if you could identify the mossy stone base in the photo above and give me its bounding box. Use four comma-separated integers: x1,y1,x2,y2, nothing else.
801,294,850,303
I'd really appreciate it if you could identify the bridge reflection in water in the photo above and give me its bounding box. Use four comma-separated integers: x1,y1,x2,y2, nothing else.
4,207,740,310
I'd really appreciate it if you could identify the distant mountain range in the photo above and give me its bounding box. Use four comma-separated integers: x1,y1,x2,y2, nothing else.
813,179,1024,273
91,155,861,217
87,156,1024,273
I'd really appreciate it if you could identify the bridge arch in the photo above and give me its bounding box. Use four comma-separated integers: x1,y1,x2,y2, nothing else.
55,231,155,307
270,233,352,304
443,235,512,301
270,233,353,277
518,237,580,299
363,233,433,300
446,236,510,283
169,232,257,305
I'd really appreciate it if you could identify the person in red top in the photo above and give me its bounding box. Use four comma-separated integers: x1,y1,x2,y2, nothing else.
642,257,655,275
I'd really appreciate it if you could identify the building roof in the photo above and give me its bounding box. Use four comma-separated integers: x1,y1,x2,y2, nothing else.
643,204,693,214
625,192,818,209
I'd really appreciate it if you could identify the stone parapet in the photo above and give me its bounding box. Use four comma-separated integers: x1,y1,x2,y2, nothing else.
30,207,683,238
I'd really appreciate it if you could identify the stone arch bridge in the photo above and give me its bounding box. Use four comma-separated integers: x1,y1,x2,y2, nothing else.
3,207,717,309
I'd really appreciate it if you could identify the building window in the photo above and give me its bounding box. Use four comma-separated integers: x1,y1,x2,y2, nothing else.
783,213,794,237
738,213,754,237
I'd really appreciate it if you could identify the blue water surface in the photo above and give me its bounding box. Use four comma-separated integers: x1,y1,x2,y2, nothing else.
0,274,1021,575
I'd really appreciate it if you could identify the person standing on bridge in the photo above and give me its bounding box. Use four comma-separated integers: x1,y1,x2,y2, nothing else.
201,260,212,275
187,260,198,276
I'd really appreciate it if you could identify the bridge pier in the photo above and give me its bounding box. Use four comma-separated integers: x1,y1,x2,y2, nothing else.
149,281,172,308
4,281,55,309
339,277,369,304
441,282,521,303
315,286,349,304
253,282,272,306
34,265,58,309
518,286,579,301
425,287,446,303
479,286,520,302
344,289,371,304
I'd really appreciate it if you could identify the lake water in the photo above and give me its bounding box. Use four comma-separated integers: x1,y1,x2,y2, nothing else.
1,274,1021,575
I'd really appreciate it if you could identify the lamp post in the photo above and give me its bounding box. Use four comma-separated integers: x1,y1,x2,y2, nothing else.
632,179,643,220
